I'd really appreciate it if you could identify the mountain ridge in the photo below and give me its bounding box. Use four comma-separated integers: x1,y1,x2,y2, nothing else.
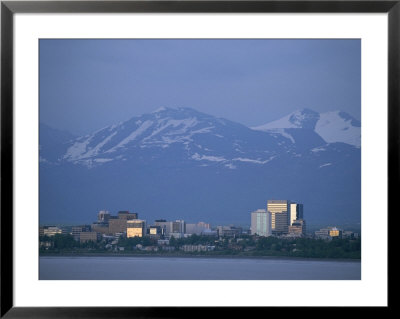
252,108,361,147
39,107,361,226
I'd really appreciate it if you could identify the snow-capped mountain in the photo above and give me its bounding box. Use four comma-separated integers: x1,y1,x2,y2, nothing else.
40,107,361,226
48,107,293,169
252,108,361,147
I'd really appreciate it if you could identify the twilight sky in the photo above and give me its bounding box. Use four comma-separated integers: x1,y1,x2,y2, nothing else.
40,39,361,136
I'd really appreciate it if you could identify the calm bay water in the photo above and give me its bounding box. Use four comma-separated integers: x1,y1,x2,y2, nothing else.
39,256,361,280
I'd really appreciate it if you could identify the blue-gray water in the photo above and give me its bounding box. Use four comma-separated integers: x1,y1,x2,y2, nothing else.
39,256,361,280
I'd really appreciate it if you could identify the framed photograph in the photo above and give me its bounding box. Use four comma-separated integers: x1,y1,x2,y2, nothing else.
1,0,395,316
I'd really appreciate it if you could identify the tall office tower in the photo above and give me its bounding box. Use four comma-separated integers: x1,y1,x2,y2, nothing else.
267,200,290,234
290,203,304,225
251,209,272,237
127,219,146,238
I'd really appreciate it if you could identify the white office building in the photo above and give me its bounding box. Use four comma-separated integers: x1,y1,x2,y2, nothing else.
251,209,272,237
290,203,304,226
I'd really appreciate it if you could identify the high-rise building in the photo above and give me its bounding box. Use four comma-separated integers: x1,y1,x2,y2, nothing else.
267,200,290,234
97,210,110,222
172,220,186,234
290,203,304,226
127,220,146,238
107,211,138,235
251,209,272,237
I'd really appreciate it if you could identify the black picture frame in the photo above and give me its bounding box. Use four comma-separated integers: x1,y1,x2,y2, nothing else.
1,0,395,317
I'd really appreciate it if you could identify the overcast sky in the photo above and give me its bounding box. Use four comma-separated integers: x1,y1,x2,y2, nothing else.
40,39,360,136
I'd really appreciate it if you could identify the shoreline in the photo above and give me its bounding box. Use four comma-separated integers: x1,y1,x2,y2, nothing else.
39,252,361,263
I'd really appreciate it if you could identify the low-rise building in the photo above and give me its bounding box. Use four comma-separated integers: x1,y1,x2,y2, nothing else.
79,231,99,243
169,232,184,239
315,226,342,239
108,218,127,235
72,225,91,241
329,227,342,238
288,219,306,237
127,219,146,238
342,230,359,239
147,226,162,237
42,226,63,237
157,239,170,246
180,245,215,252
185,222,211,235
217,225,242,237
91,222,109,234
201,229,218,236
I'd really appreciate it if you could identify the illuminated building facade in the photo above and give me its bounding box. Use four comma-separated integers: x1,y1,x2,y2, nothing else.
329,227,342,238
290,203,304,226
41,226,63,237
267,200,290,234
127,219,146,238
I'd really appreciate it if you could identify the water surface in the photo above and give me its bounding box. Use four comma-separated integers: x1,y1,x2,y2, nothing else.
39,256,361,280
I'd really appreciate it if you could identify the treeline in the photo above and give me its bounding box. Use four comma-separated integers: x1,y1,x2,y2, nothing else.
252,236,361,259
39,234,102,251
39,234,361,259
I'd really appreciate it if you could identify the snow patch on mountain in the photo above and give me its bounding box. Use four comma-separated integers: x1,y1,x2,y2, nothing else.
191,153,226,162
252,108,360,147
311,146,327,153
152,106,167,113
143,118,198,142
225,163,237,169
64,137,93,161
315,111,361,147
232,156,274,164
268,129,295,144
107,120,153,152
81,131,118,158
252,108,320,131
319,163,332,168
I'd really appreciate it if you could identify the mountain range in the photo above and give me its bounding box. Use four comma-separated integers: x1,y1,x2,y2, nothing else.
40,107,361,226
